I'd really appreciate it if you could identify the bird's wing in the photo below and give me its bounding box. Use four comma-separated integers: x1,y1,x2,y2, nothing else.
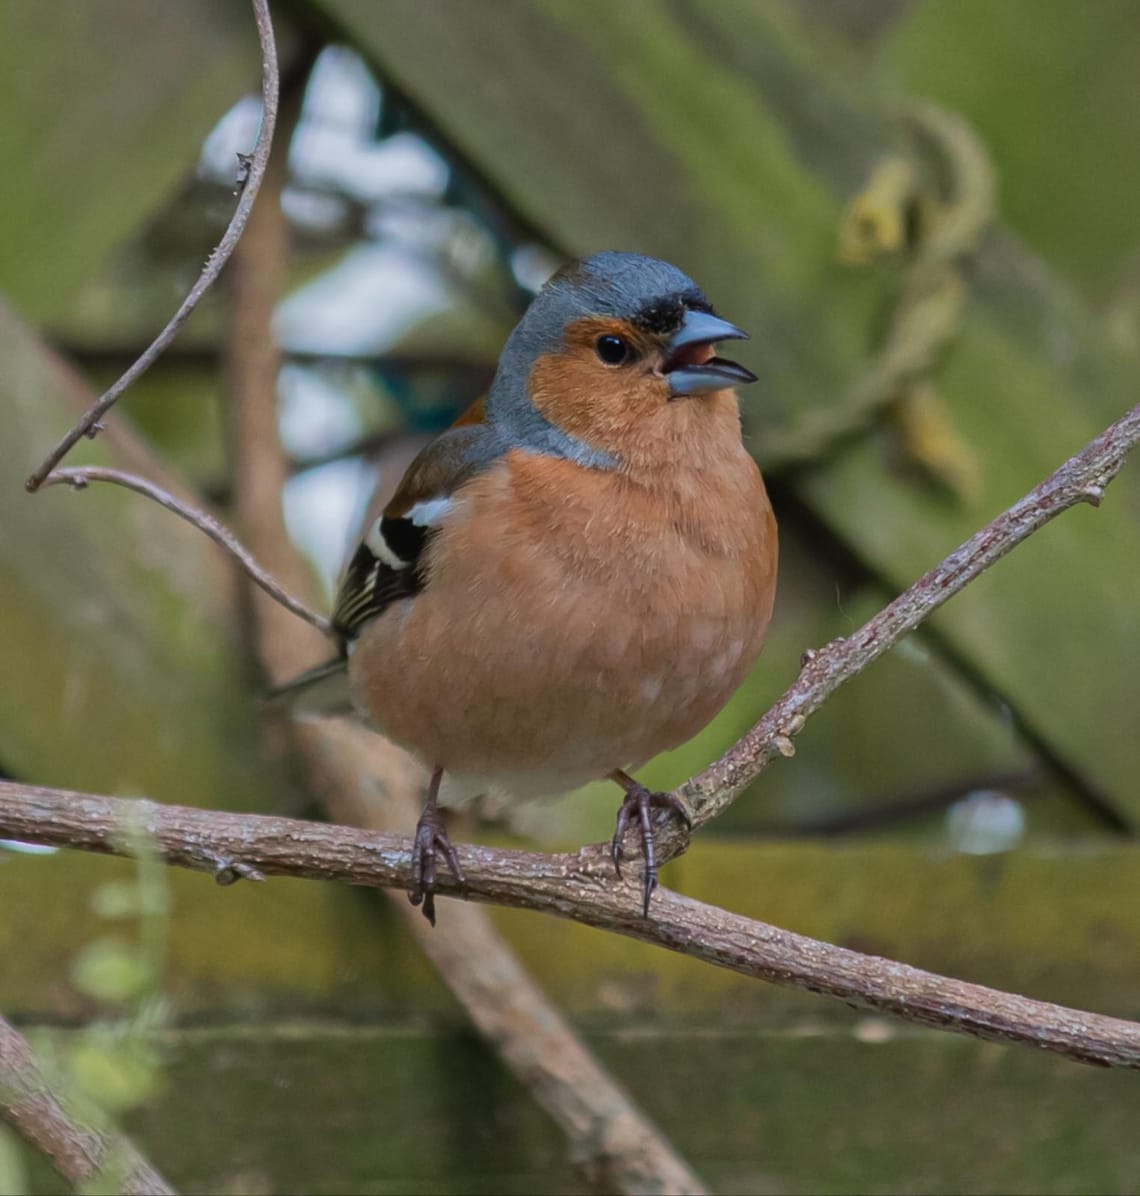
332,398,502,639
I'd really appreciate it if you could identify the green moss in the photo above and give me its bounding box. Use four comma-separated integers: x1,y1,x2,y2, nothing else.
799,317,1140,821
882,0,1140,303
0,299,278,811
22,1021,1140,1194
5,841,1137,1023
0,2,260,321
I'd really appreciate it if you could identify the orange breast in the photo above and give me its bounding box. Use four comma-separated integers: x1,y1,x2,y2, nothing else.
348,405,777,797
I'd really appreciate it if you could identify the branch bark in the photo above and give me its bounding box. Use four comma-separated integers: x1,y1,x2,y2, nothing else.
0,1014,174,1196
3,781,1138,1072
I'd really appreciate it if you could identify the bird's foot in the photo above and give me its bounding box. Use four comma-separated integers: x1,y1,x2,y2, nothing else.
609,776,692,918
409,803,465,926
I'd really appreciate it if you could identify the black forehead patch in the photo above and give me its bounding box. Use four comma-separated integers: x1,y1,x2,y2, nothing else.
631,288,713,334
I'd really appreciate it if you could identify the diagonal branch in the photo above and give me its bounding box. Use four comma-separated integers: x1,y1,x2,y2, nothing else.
2,781,1138,1072
0,1013,175,1195
673,399,1140,844
23,0,279,493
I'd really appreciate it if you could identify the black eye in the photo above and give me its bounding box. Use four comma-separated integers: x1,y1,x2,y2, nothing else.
595,334,630,365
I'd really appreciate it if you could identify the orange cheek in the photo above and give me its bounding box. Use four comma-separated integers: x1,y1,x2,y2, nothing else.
528,350,661,446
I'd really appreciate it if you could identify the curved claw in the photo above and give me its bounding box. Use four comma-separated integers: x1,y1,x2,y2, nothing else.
409,777,466,926
608,775,691,918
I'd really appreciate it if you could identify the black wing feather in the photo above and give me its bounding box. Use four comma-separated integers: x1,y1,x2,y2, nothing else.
332,516,431,639
329,418,504,642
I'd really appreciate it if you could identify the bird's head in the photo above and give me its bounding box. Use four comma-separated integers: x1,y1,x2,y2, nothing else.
487,252,756,466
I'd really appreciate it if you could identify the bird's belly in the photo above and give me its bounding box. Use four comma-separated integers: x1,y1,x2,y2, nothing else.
348,572,767,801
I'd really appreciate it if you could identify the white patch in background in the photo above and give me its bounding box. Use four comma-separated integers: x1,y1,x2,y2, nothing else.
512,243,564,293
198,95,263,183
283,458,371,596
295,127,449,207
945,790,1027,855
275,243,452,356
281,188,350,236
200,46,446,205
301,45,381,137
1,841,58,855
277,365,366,459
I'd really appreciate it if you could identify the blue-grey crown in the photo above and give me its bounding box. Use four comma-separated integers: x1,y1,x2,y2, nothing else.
549,252,711,328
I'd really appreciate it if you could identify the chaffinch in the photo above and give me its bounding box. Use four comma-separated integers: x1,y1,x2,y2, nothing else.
286,252,778,922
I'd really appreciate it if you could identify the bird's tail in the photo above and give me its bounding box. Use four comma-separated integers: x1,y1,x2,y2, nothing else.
265,657,355,718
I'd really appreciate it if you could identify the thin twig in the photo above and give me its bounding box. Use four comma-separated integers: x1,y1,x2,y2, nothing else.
23,0,279,493
672,399,1140,846
3,782,1138,1071
223,54,328,673
43,467,332,637
0,1013,175,1195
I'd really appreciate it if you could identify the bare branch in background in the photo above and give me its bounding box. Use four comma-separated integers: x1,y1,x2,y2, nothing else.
3,782,1138,1072
23,0,279,493
0,1014,175,1196
221,103,706,1193
311,725,710,1196
43,468,333,638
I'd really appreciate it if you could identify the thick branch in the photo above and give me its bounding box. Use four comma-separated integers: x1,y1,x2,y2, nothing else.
23,0,279,492
3,782,1138,1072
0,1014,174,1195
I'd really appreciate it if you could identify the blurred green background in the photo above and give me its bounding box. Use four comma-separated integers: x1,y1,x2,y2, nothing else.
2,1,1138,1193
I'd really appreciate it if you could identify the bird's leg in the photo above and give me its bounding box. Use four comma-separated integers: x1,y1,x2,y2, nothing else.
409,766,466,926
608,768,692,918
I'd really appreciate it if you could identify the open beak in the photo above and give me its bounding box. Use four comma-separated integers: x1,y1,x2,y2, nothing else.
664,309,757,398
